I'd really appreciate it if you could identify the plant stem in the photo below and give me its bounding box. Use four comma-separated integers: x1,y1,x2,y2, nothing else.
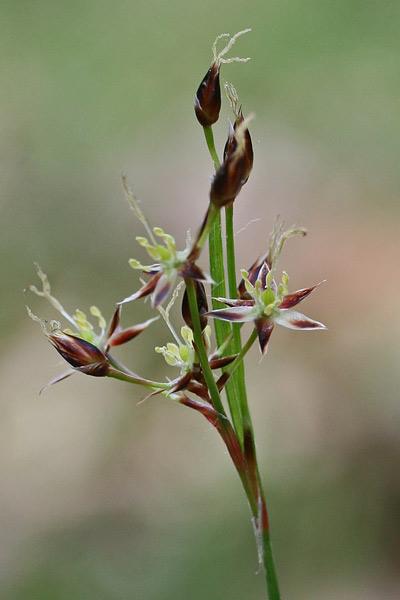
184,279,226,418
203,126,221,169
225,205,238,299
224,203,247,428
225,207,281,599
263,532,281,600
223,328,258,382
224,204,250,423
185,279,257,511
107,367,169,390
192,203,219,254
202,124,281,599
202,126,244,445
186,281,281,600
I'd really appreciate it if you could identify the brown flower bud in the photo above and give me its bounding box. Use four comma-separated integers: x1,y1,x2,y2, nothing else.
194,62,221,127
209,149,245,208
194,29,251,128
223,110,253,185
210,114,253,207
48,331,110,376
182,281,208,331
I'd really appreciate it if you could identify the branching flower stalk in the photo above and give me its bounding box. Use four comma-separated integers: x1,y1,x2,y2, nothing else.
26,30,326,600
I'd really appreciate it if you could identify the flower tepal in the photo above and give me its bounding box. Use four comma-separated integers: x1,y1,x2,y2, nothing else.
26,263,157,385
206,261,326,356
120,176,212,309
120,226,212,309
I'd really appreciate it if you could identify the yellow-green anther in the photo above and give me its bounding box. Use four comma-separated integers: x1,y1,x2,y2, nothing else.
163,235,176,252
240,269,249,280
266,270,273,289
129,258,143,269
153,228,176,252
179,345,190,362
264,304,275,317
129,258,152,272
165,353,179,366
75,315,91,328
167,343,180,357
136,237,160,260
245,278,254,295
253,279,262,300
153,227,165,237
203,325,212,351
73,310,94,338
181,326,194,345
282,271,289,285
90,306,106,330
156,345,179,366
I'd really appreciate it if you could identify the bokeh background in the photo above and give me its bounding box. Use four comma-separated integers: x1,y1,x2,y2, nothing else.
2,1,400,598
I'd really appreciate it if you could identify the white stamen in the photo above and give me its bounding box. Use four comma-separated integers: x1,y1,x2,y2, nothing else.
212,29,251,65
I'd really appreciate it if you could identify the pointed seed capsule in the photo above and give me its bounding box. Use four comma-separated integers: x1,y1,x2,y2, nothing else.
194,62,221,127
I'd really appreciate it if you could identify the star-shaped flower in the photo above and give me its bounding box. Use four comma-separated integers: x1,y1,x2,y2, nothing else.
206,263,326,356
146,284,236,402
119,176,212,309
155,323,236,400
26,263,157,388
119,227,212,309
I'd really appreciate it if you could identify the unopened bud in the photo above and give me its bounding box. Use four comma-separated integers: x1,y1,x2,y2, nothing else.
48,331,110,376
194,62,221,127
209,149,244,208
223,110,253,185
195,30,251,128
211,114,254,207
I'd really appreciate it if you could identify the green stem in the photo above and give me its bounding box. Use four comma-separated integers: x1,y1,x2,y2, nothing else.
224,204,247,438
203,125,244,445
224,204,248,422
223,328,258,382
225,207,281,600
193,203,219,254
202,123,281,598
263,532,281,600
185,279,226,418
107,354,143,377
225,205,238,300
203,126,221,169
185,278,258,515
107,367,169,390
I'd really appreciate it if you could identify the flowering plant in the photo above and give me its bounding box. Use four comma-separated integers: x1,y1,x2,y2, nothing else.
26,30,325,599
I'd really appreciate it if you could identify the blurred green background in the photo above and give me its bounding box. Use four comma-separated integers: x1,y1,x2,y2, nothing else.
2,1,400,598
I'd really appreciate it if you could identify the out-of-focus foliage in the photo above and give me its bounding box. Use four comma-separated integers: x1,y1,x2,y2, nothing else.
1,1,400,599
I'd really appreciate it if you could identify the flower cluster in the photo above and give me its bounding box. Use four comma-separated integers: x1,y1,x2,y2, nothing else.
25,263,157,390
26,31,327,595
206,223,326,355
26,29,325,402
